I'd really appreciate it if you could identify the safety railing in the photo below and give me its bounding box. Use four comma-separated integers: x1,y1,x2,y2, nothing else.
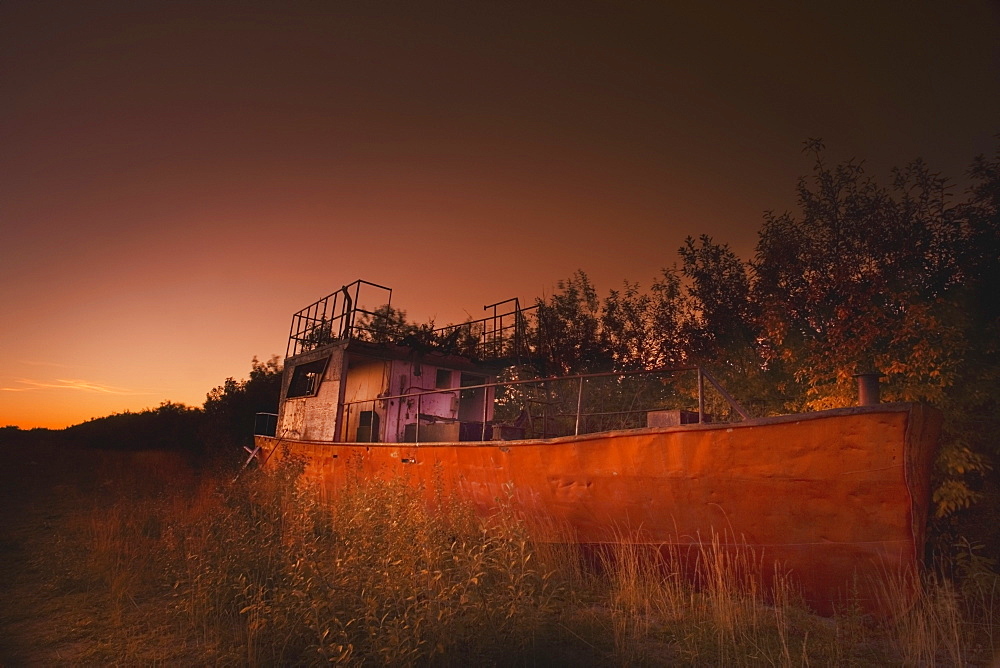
430,298,537,361
286,279,394,357
335,366,749,444
286,280,536,362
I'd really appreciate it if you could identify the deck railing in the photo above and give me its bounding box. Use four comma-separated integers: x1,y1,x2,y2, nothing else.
286,279,394,357
329,366,749,444
286,280,537,362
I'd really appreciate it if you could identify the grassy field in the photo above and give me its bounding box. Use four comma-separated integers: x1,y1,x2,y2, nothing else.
1,438,998,666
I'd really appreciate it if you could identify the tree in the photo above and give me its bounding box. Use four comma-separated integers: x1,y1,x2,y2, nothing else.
203,356,283,455
533,271,610,375
677,235,794,416
751,139,1000,533
601,280,656,371
355,305,420,344
679,235,756,363
601,270,693,372
928,144,1000,532
753,139,969,409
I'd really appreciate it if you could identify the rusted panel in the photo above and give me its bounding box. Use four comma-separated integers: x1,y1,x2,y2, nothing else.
257,403,940,614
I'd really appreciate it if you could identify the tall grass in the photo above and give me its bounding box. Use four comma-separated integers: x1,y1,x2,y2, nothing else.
160,456,572,664
600,534,818,666
69,454,1000,665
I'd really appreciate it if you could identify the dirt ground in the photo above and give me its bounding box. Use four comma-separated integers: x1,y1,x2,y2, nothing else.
1,437,93,664
0,435,200,666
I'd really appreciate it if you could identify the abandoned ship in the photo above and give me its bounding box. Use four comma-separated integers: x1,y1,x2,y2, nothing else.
251,279,941,613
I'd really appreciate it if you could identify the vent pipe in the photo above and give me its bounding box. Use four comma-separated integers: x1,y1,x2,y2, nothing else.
854,372,882,406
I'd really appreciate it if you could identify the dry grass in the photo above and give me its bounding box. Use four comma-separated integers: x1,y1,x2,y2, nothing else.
2,444,999,666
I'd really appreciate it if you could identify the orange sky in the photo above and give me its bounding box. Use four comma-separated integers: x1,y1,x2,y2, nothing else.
2,1,998,429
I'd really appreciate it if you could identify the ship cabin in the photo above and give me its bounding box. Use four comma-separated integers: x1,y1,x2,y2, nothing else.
263,279,753,446
280,339,502,444
273,280,527,444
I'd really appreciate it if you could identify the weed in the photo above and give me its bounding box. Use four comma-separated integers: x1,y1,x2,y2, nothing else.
9,448,998,666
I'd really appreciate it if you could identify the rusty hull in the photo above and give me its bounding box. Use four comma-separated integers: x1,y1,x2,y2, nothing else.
256,402,940,613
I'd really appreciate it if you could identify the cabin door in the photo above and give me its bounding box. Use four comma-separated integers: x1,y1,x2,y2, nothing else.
458,373,488,423
342,355,389,442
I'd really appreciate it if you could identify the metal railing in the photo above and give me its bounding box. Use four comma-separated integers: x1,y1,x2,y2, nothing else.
334,366,749,444
286,279,393,357
431,298,537,361
286,280,536,362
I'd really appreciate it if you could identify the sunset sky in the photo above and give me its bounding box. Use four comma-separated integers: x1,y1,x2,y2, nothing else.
2,1,998,428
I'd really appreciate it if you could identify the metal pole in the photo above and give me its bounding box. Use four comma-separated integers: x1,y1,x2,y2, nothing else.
416,392,421,443
482,386,488,441
697,368,704,424
345,402,351,442
575,375,584,436
699,368,751,420
542,381,548,439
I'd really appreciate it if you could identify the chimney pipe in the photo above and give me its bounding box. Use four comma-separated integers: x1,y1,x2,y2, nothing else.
854,372,882,406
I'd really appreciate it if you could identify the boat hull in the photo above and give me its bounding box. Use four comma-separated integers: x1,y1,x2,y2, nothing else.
255,402,940,614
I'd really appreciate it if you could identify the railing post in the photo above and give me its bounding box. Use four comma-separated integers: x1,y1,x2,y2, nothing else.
416,393,421,443
697,367,704,424
542,380,548,439
344,402,351,442
575,375,584,436
699,368,751,420
482,386,488,441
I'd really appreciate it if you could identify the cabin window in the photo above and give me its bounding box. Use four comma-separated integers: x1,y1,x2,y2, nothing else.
287,357,330,398
435,369,452,388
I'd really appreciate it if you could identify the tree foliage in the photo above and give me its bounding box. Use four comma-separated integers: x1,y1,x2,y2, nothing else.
753,140,973,409
534,271,610,375
203,355,283,453
57,358,285,460
680,235,756,366
601,270,690,371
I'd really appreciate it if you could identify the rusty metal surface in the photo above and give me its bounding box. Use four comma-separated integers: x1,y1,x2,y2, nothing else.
258,402,940,614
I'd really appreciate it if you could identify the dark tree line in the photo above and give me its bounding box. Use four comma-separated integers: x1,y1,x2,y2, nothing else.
60,356,283,463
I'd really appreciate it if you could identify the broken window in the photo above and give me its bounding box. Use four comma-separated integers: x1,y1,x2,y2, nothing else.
287,357,330,398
